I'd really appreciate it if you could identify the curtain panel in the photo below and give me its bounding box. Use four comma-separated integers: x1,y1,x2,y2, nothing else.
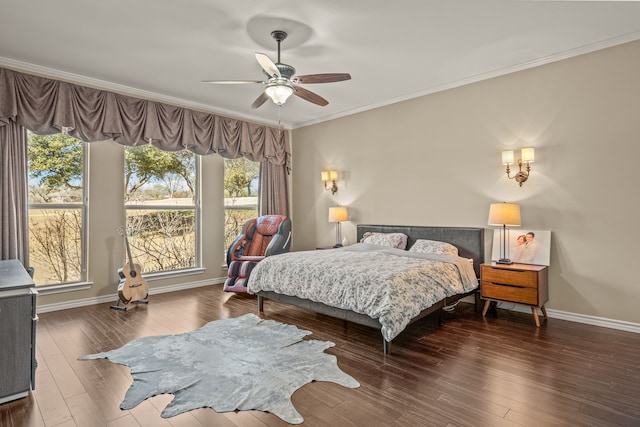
0,67,291,263
0,121,29,263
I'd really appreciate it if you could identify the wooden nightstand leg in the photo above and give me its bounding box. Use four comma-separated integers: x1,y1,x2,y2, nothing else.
482,300,491,317
541,305,548,320
531,307,541,327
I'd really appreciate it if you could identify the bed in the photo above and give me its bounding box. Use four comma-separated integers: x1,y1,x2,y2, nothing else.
247,224,485,354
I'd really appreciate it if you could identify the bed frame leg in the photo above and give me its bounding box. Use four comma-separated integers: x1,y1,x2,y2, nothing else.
383,339,390,355
258,295,264,313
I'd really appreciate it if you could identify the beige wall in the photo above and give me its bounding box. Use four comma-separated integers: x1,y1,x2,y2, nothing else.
291,40,640,324
37,140,228,307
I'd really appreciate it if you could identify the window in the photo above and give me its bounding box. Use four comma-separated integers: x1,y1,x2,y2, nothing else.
224,158,260,255
28,132,86,286
124,145,199,274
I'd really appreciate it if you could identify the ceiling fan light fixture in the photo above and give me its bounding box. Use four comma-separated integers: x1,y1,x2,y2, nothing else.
265,83,294,105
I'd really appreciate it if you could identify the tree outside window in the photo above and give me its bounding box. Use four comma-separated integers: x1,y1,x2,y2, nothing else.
124,145,199,273
224,158,260,257
28,133,85,285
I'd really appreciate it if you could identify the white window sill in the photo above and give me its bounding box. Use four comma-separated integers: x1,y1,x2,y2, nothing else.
36,281,93,295
35,267,206,296
144,267,205,281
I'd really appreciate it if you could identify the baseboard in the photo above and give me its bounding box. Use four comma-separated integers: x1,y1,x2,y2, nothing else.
36,277,226,314
495,302,640,334
37,284,640,334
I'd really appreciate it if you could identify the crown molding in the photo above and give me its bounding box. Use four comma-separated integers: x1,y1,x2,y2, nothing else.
292,32,640,129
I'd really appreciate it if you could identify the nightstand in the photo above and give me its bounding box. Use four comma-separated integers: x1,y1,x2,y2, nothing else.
480,263,549,327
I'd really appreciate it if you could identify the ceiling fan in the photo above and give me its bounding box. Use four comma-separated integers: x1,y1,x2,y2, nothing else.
202,30,351,108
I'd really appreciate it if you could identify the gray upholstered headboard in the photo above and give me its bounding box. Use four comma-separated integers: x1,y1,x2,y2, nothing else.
357,225,485,278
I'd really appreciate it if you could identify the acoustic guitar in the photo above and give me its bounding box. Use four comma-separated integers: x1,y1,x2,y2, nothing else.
117,227,149,304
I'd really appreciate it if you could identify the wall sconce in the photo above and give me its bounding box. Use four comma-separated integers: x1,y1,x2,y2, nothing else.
321,170,338,195
502,148,535,187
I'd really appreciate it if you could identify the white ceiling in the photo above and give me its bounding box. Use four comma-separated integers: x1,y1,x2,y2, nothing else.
2,1,640,129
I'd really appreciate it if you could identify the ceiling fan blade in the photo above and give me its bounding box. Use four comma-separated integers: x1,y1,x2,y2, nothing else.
201,80,264,84
293,85,329,106
255,53,281,78
294,73,351,84
251,91,270,109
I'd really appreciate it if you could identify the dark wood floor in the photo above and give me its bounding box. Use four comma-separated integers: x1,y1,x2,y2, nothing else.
2,285,639,427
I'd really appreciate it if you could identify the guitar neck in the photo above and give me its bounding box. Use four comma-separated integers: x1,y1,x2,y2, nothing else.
125,236,136,272
124,236,133,265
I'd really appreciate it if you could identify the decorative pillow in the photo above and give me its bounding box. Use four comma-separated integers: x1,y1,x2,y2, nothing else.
408,239,459,256
360,232,408,249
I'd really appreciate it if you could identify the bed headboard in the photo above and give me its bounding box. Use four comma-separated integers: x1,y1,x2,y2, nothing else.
357,225,485,277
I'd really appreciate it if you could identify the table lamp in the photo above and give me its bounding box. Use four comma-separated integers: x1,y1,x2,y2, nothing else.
488,202,521,264
328,206,349,247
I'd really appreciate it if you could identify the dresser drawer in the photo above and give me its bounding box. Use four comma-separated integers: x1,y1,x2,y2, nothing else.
481,267,538,288
481,281,538,305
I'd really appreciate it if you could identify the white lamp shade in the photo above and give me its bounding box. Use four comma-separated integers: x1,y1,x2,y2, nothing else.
328,206,349,223
329,170,338,181
521,147,535,163
321,171,329,182
265,84,294,105
488,203,521,226
501,150,514,165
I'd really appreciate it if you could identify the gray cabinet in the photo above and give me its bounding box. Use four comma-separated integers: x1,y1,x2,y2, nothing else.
0,260,37,404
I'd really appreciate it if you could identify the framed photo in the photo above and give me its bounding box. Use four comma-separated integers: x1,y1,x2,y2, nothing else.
491,229,551,266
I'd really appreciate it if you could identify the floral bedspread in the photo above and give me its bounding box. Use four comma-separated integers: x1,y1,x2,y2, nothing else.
247,243,478,342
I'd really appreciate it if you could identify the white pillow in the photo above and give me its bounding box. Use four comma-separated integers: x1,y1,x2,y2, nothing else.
408,239,458,256
360,232,408,250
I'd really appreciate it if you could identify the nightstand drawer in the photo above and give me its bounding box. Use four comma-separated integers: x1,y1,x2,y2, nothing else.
481,281,538,305
480,263,549,326
481,267,538,288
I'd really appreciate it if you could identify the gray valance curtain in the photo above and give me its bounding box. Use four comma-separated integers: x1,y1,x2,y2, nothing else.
0,67,290,263
0,67,291,166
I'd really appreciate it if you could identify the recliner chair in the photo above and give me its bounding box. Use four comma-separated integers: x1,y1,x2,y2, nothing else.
223,215,292,292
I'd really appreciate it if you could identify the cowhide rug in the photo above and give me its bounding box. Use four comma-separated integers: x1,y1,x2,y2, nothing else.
79,313,359,424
